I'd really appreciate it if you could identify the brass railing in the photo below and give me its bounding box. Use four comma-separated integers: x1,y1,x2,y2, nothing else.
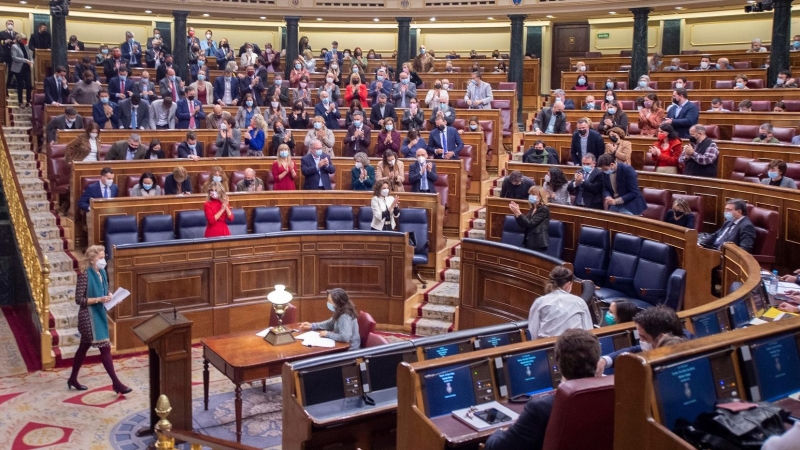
0,126,53,369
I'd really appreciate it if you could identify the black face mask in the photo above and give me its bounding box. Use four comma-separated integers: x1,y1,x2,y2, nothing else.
688,136,697,145
609,135,618,143
759,134,768,140
578,129,588,136
534,148,544,153
437,125,446,131
434,84,442,89
84,79,93,84
672,97,680,105
187,95,195,101
244,179,252,187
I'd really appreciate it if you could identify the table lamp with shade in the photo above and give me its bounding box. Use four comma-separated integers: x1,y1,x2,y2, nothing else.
264,284,295,346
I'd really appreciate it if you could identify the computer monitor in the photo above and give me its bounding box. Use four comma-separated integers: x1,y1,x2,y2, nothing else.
598,332,633,375
423,340,473,360
691,310,730,338
421,359,495,418
300,362,362,406
364,349,418,393
750,282,768,314
500,348,558,398
475,331,522,350
742,332,800,402
653,350,738,431
727,297,754,330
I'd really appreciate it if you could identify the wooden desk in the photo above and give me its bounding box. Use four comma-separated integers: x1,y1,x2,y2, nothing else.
202,327,349,442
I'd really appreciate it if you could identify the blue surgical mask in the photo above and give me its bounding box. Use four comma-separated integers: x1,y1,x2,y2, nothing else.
528,195,538,204
275,79,282,86
385,124,393,131
198,74,205,82
606,81,613,89
420,48,426,54
715,63,722,69
119,75,127,81
402,78,410,84
586,102,595,109
604,311,617,325
100,97,109,104
353,120,362,127
377,75,385,81
280,150,289,157
604,169,613,175
142,183,153,191
353,67,359,73
776,77,785,85
327,302,336,312
577,78,586,86
736,82,744,89
583,165,593,173
171,75,177,82
724,211,734,221
198,60,205,67
316,149,323,156
295,63,302,70
212,176,222,183
768,171,779,179
638,80,647,88
188,144,196,150
794,41,800,49
246,100,253,107
607,108,617,115
470,124,478,131
101,48,108,54
129,38,135,44
314,122,322,130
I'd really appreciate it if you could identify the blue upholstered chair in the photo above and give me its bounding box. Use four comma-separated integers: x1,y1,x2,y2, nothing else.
288,206,318,231
500,215,524,247
398,208,429,288
141,214,174,242
228,208,247,236
594,233,643,300
325,206,354,230
357,206,373,230
252,207,282,234
175,211,207,240
104,215,139,260
572,226,610,286
546,220,565,260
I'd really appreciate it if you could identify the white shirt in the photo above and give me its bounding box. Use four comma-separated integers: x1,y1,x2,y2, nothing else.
86,138,98,161
762,422,800,450
223,79,233,105
527,289,593,339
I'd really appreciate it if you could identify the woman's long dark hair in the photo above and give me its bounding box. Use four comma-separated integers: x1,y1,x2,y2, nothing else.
612,299,638,323
659,122,679,141
545,266,574,294
548,167,568,193
382,150,398,171
329,288,357,321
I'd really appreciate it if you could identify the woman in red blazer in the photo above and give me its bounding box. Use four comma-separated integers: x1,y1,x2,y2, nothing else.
204,181,233,238
649,123,683,174
344,73,368,105
272,144,298,191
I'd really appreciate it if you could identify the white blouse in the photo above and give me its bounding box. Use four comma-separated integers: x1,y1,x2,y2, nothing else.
85,138,98,162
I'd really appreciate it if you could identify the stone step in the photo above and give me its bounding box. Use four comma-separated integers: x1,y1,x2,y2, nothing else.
446,256,460,270
49,301,79,330
9,150,34,161
474,208,486,220
465,229,486,240
54,343,100,362
13,159,38,171
38,238,66,253
49,285,76,305
25,199,52,212
439,268,460,283
19,177,45,191
53,326,82,347
13,168,41,179
34,226,62,241
491,186,502,197
424,282,460,306
511,152,523,162
4,126,32,134
470,218,486,231
49,270,77,287
22,189,48,202
414,302,457,323
450,244,461,257
31,211,59,228
47,251,77,273
406,317,454,336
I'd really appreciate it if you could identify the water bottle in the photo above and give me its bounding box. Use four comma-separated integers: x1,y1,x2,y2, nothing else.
768,270,779,296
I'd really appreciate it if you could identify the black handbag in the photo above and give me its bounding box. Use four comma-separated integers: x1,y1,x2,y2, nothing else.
675,402,789,450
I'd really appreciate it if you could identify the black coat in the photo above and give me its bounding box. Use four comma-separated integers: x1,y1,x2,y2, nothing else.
516,205,550,251
570,129,605,165
567,168,604,209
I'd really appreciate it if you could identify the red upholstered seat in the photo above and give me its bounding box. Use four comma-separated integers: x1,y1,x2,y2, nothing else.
229,171,245,190
585,52,602,58
196,172,210,193
491,100,513,138
671,81,695,89
81,176,100,192
730,157,753,181
47,144,69,195
619,65,631,71
124,175,141,196
32,94,45,137
356,311,376,348
744,161,769,183
747,205,779,266
617,100,634,111
750,100,770,111
263,170,275,191
732,125,760,142
620,50,632,57
98,144,112,160
541,376,615,450
642,188,672,221
434,173,450,214
689,100,701,109
721,100,735,111
746,79,764,89
733,61,752,69
479,120,494,152
782,100,800,112
364,333,389,348
648,81,658,90
615,81,628,90
452,119,466,130
672,194,704,231
643,152,656,172
714,80,734,89
783,163,800,186
455,99,469,109
703,124,720,140
772,127,797,144
627,122,640,135
497,82,516,91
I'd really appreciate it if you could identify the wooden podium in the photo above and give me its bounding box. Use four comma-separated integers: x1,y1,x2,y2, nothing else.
132,312,193,432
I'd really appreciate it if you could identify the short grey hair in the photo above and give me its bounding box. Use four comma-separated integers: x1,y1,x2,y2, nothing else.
309,139,323,150
379,93,388,100
129,133,141,143
760,123,773,132
691,124,706,135
354,152,369,166
352,110,363,119
752,38,762,44
553,89,566,97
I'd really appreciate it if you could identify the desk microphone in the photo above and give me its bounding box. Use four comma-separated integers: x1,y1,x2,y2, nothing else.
151,301,178,320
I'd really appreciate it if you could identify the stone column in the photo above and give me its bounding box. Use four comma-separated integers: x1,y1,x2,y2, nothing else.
509,14,527,129
50,14,67,72
396,17,412,78
629,8,652,89
284,17,300,80
768,0,794,87
172,11,190,82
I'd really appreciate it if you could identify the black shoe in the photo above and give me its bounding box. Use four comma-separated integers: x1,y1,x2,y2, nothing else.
113,385,133,395
67,380,88,391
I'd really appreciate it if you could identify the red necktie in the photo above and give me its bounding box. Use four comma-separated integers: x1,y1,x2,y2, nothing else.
120,81,124,96
189,101,195,129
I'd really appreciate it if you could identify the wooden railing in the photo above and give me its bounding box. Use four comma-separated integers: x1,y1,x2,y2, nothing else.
0,127,52,368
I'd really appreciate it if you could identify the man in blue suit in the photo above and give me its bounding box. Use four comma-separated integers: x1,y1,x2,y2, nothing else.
324,40,343,70
108,65,135,102
368,68,392,105
314,90,341,130
120,31,142,67
301,140,336,190
426,115,463,160
213,69,240,106
78,167,118,212
92,90,121,129
598,153,647,216
175,86,206,129
44,66,70,105
665,88,699,139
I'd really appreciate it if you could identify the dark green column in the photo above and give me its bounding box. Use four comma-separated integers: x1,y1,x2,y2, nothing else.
629,8,652,88
768,0,794,87
396,17,412,76
172,11,189,82
509,14,527,129
284,17,300,80
50,13,67,72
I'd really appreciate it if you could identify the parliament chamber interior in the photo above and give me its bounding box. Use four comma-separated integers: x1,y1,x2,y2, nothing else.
0,0,800,448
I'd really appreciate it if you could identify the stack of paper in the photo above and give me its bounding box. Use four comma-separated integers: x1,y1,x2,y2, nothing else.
104,287,130,311
295,331,336,348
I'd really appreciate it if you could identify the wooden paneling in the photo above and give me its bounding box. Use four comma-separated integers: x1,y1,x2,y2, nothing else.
552,23,590,92
111,231,415,350
570,51,800,72
560,69,768,91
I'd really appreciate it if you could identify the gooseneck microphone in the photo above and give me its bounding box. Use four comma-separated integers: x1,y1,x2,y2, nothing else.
150,301,178,320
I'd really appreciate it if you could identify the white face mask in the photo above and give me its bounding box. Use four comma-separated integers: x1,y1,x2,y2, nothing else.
640,341,653,351
90,132,98,139
210,191,218,199
104,178,114,187
206,34,212,40
381,189,390,197
355,162,363,169
418,156,426,164
388,159,395,166
95,258,107,270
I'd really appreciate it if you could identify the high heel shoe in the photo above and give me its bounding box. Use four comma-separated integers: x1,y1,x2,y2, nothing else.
67,380,88,391
113,385,133,395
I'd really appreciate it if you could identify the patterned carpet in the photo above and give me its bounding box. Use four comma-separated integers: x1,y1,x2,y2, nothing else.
0,308,27,378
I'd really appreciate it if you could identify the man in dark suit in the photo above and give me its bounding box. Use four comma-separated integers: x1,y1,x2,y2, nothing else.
108,65,135,102
92,90,121,129
0,20,18,88
532,101,567,135
665,88,699,139
213,69,240,106
239,66,266,106
155,54,173,82
499,170,535,200
102,47,125,82
44,66,70,105
105,135,146,161
159,68,185,102
426,115,463,160
343,111,371,157
324,40,344,70
175,86,206,129
598,153,647,216
118,94,150,130
145,39,166,70
265,72,289,106
176,131,204,160
484,329,601,450
408,148,438,193
369,94,397,130
132,70,157,102
704,199,756,253
567,153,604,209
301,140,336,190
78,167,118,212
427,101,456,127
368,68,392,105
314,91,341,130
570,118,605,165
120,31,142,67
46,107,84,145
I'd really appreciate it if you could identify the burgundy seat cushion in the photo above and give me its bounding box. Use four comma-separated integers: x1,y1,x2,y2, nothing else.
721,100,735,111
750,100,770,111
615,81,628,90
617,100,634,111
772,127,797,144
747,205,779,264
356,311,376,347
47,144,69,193
703,124,720,140
642,188,672,221
671,81,695,89
783,163,800,186
714,80,734,89
744,161,769,182
541,376,615,450
730,157,753,181
672,194,703,231
124,175,141,196
263,170,275,191
733,61,751,69
627,122,640,135
746,79,764,89
229,171,245,190
497,82,516,91
732,125,760,142
782,100,800,112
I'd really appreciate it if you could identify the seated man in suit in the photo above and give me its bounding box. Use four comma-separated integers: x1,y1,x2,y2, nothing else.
46,106,83,145
702,198,756,253
369,93,397,131
595,305,691,375
175,86,206,129
177,131,204,161
427,92,456,127
118,94,150,130
598,153,647,216
235,168,265,192
392,71,417,108
570,118,604,165
408,148,438,193
265,72,289,107
213,69,240,106
499,170,535,200
132,69,157,103
301,140,336,190
344,110,371,157
314,90,341,130
105,134,146,161
368,68,392,105
148,96,177,130
551,89,575,110
108,65,135,102
484,329,601,450
664,88,698,139
522,139,559,164
78,167,118,212
426,115,463,160
239,65,266,106
159,68,185,102
92,89,121,130
567,153,604,210
44,65,70,106
532,101,567,135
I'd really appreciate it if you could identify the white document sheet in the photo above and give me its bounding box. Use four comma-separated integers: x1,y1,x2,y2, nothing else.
104,287,130,311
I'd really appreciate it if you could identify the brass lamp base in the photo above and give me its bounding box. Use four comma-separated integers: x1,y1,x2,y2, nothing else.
264,327,295,346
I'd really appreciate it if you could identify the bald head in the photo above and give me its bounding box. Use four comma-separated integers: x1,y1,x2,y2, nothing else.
244,168,256,178
416,148,428,159
552,101,565,113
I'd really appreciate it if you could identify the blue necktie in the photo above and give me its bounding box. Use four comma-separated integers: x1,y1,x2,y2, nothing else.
103,186,109,198
131,107,137,129
442,130,447,153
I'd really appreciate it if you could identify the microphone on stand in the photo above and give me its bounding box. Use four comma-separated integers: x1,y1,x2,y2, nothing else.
150,301,178,320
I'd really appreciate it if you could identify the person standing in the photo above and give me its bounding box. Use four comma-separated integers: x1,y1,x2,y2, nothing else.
408,149,438,193
67,245,132,395
204,182,232,238
464,72,493,109
370,180,400,231
0,20,17,89
10,34,33,107
351,152,376,191
508,186,550,253
527,267,593,339
272,144,298,191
